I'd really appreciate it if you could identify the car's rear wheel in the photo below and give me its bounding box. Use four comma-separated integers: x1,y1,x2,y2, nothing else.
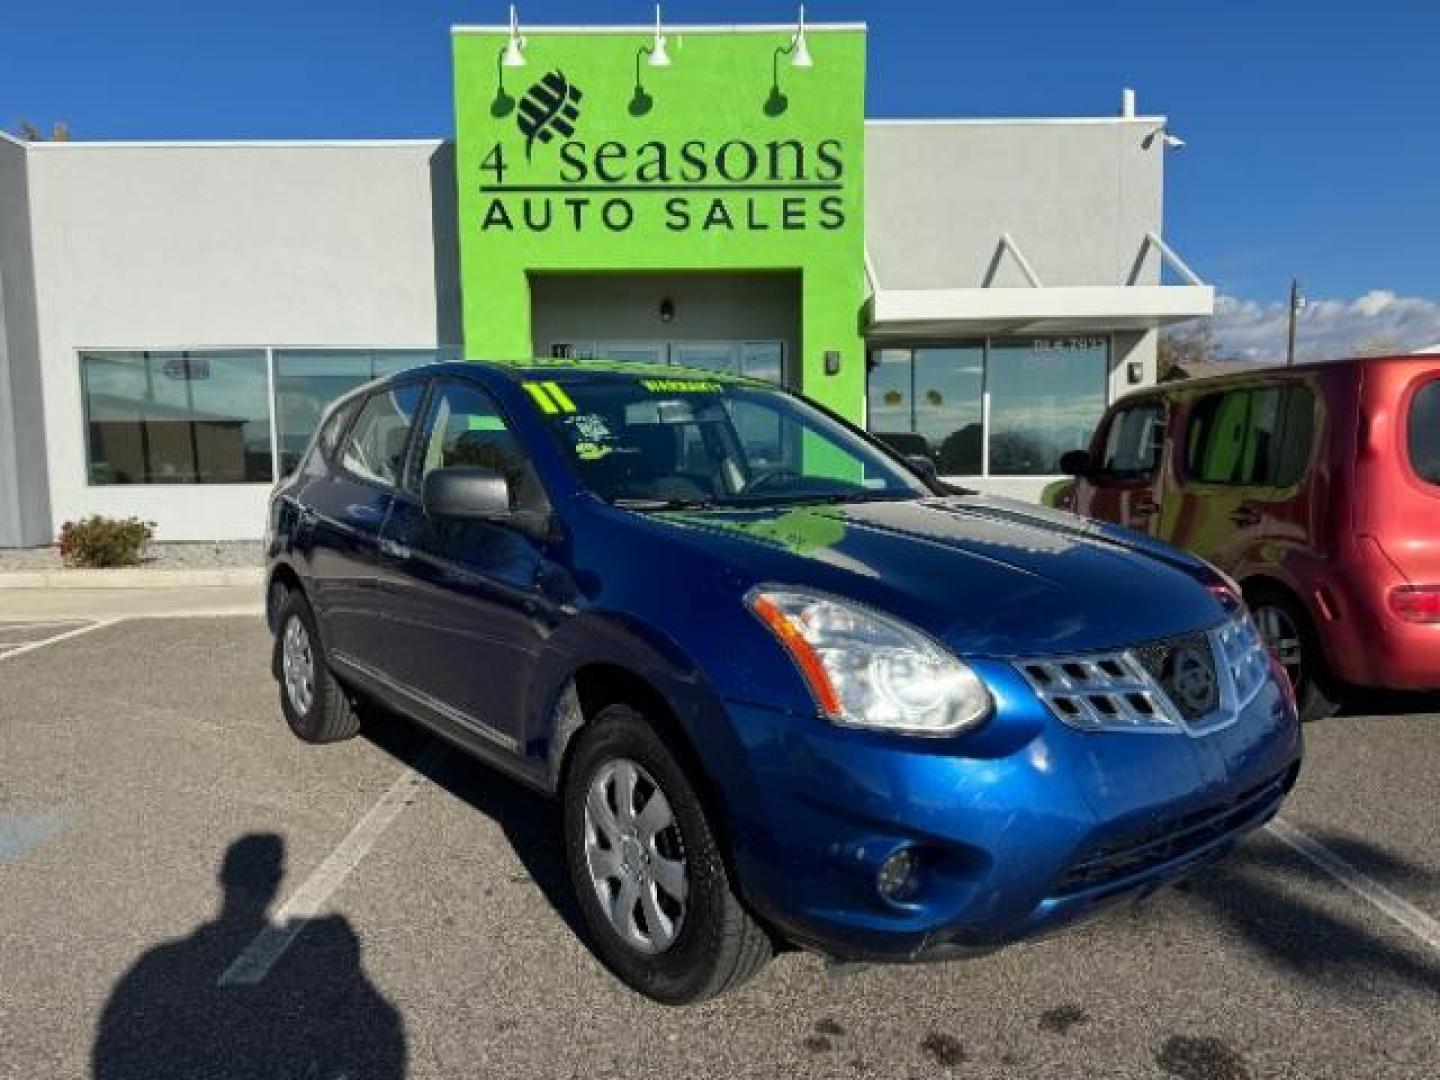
275,591,361,743
1248,585,1340,723
561,704,771,1004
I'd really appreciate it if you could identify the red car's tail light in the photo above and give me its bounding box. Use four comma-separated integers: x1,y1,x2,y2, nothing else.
1387,584,1440,623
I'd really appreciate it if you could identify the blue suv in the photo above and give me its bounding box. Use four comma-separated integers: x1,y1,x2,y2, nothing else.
265,361,1302,1003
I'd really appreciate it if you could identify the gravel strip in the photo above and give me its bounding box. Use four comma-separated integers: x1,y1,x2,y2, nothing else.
0,541,263,572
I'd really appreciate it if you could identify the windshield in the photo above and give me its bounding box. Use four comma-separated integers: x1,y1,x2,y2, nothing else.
527,373,930,508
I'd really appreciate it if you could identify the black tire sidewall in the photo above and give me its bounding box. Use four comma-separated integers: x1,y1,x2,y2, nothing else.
562,705,739,1004
1249,587,1338,722
275,593,335,741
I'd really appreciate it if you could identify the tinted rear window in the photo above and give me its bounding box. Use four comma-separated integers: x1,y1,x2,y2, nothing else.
1410,379,1440,485
1185,385,1314,487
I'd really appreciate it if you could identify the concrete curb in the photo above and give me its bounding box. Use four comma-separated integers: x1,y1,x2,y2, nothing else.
0,567,264,590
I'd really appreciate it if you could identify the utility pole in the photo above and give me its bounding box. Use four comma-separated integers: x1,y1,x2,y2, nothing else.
1286,278,1305,365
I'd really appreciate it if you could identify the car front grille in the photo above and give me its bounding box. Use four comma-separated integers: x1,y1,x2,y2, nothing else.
1016,612,1272,737
1052,763,1299,895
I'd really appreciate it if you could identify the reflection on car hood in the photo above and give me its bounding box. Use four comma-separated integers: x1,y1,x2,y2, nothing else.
653,495,1226,657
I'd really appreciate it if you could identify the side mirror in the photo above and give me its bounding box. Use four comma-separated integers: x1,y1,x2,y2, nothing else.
422,466,512,520
904,454,939,483
1059,450,1093,478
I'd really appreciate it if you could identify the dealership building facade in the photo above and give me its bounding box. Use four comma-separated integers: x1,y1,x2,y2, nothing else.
0,19,1212,547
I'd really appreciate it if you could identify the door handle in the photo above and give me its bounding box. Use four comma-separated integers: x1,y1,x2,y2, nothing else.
1131,498,1159,518
1230,506,1262,527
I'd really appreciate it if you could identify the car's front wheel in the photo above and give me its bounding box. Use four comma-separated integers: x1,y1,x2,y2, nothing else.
275,591,361,744
561,704,771,1004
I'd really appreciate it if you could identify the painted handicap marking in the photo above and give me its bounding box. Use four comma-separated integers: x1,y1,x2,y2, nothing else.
0,811,69,865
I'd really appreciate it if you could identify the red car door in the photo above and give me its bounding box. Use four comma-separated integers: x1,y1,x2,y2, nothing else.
1074,397,1168,535
1162,383,1316,574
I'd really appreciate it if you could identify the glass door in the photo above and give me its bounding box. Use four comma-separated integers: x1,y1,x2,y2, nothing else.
670,342,741,376
550,340,786,384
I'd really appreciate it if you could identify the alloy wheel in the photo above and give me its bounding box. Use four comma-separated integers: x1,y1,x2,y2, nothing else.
1255,604,1303,690
281,615,315,716
583,757,689,955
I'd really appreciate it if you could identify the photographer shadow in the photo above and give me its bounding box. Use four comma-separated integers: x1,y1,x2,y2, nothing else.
93,833,406,1080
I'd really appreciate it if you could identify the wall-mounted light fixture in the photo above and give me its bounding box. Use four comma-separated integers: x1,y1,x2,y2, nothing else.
502,4,526,68
765,5,814,116
647,4,671,68
1144,124,1186,150
790,5,813,69
659,297,676,323
630,4,671,115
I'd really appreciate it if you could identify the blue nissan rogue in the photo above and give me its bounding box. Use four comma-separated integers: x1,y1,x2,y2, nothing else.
264,360,1301,1003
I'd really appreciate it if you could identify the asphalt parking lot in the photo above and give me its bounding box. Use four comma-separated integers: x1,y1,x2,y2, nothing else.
1,615,1437,1080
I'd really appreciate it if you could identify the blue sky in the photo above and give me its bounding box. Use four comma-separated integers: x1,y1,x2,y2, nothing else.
5,0,1439,356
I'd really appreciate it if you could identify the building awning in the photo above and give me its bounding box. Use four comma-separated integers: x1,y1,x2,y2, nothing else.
865,232,1215,339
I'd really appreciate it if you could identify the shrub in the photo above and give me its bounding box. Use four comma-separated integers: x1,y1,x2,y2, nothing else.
57,516,155,568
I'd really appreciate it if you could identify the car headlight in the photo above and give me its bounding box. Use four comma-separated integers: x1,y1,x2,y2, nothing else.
746,587,992,737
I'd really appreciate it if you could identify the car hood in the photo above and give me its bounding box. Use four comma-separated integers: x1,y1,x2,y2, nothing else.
648,495,1228,658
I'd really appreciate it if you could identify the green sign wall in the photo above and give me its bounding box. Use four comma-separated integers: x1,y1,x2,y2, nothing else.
452,26,867,419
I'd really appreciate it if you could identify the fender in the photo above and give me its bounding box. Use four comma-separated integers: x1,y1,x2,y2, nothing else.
522,609,769,863
523,608,714,783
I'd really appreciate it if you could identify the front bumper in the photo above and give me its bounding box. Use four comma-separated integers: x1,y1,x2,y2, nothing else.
719,659,1302,962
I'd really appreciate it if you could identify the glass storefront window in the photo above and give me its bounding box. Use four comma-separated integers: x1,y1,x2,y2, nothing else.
866,337,1110,477
274,349,448,475
987,338,1109,476
914,346,984,476
81,351,272,484
866,348,914,449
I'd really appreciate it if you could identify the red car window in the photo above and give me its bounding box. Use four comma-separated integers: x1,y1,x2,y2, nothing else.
1409,379,1440,485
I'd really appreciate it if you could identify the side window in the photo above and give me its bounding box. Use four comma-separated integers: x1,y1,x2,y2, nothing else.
1185,385,1309,486
298,399,356,478
1410,379,1440,485
411,380,547,512
1274,386,1316,487
1187,390,1252,484
338,382,426,488
317,399,357,459
1099,402,1165,478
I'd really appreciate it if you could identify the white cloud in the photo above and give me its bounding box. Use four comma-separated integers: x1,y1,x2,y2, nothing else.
1206,290,1440,362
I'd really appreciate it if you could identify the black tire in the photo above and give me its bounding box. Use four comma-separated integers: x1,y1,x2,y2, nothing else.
561,704,771,1004
274,591,361,744
1247,584,1341,723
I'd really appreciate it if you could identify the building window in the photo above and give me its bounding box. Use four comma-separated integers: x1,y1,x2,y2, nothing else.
866,337,1110,477
988,338,1109,476
273,349,450,474
80,351,272,484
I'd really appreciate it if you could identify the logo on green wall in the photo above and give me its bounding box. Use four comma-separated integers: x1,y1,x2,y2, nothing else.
477,131,846,236
517,70,584,159
451,27,868,417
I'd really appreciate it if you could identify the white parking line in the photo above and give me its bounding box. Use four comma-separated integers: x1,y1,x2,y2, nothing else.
0,620,111,661
1266,817,1440,954
219,741,447,987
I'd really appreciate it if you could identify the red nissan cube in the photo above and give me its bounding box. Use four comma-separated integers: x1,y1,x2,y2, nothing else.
1060,354,1440,721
